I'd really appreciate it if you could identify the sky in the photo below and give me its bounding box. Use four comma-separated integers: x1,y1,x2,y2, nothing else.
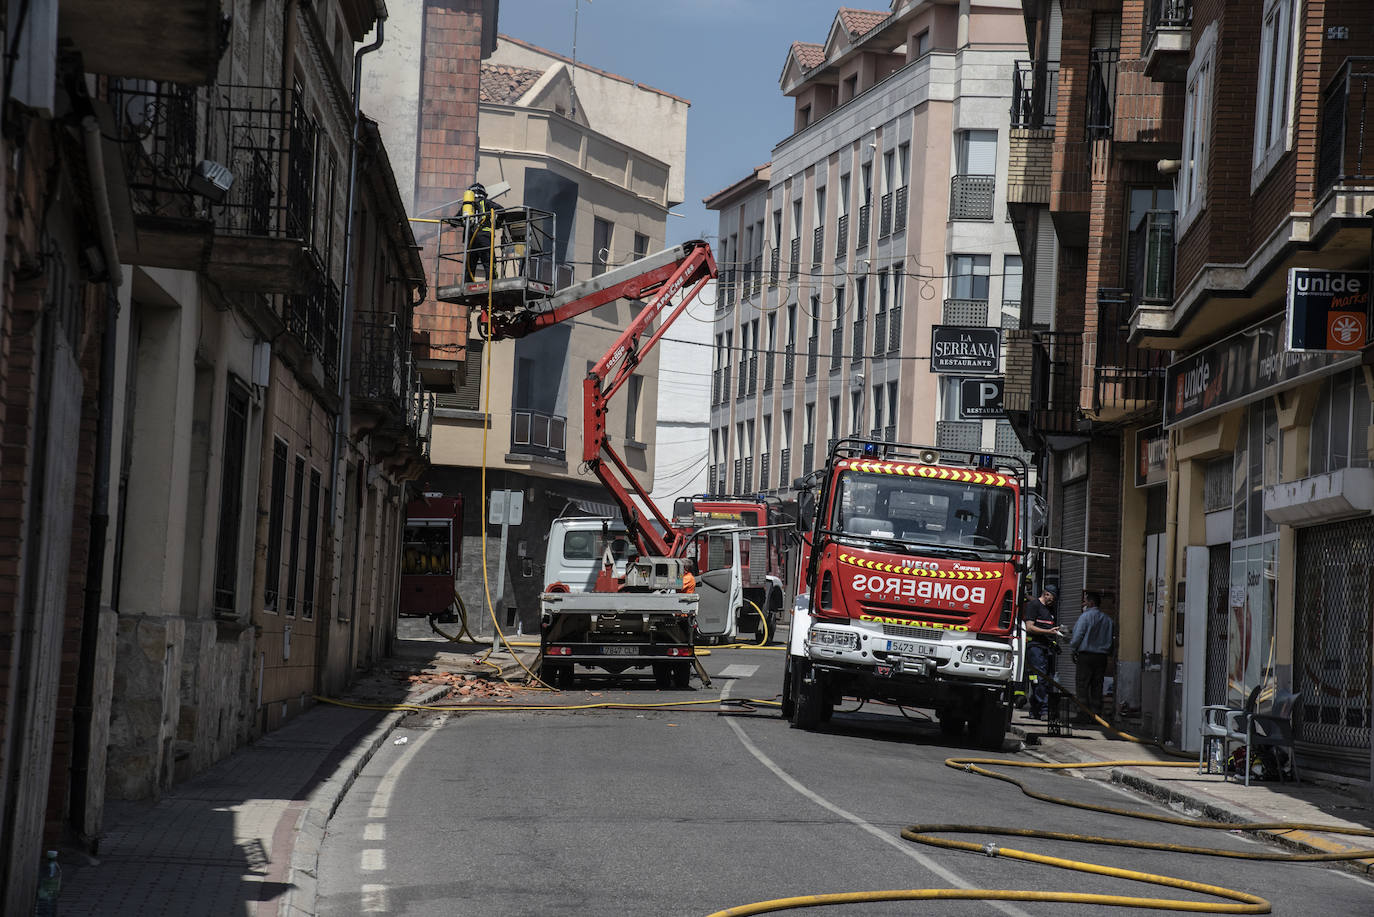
497,0,854,244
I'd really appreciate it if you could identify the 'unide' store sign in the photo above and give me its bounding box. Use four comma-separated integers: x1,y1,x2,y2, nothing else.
1164,313,1357,427
1286,268,1370,352
930,326,1000,374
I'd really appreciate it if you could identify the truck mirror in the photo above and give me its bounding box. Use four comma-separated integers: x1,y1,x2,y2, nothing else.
1030,493,1048,537
797,490,815,526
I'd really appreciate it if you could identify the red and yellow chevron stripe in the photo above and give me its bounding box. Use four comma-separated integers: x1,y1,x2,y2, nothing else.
837,552,1002,580
836,459,1010,488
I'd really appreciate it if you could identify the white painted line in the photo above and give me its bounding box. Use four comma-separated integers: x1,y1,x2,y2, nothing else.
717,664,759,679
361,848,386,871
364,822,386,842
719,681,1033,917
367,728,435,820
361,883,389,913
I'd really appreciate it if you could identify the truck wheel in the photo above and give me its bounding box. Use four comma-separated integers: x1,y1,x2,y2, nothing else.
781,658,796,719
937,710,966,737
970,695,1011,751
791,661,824,731
652,663,672,689
671,661,691,690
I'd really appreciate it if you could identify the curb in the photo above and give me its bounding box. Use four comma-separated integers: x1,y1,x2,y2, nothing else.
1110,768,1374,879
278,682,452,917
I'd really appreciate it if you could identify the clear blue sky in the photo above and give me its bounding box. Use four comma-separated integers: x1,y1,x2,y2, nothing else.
498,0,849,244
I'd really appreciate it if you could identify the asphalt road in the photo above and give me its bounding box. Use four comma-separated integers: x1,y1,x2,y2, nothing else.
318,631,1374,916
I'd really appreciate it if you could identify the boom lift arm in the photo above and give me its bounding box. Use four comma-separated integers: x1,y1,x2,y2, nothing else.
470,239,718,560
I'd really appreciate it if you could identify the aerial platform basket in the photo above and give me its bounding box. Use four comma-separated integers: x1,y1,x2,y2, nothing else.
436,206,558,336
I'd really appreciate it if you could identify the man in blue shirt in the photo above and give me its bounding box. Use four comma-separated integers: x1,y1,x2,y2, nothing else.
1069,591,1113,723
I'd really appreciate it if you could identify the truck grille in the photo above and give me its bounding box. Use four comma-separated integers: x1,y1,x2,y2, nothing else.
882,623,946,642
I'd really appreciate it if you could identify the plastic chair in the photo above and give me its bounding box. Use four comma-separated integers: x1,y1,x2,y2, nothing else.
1200,686,1300,786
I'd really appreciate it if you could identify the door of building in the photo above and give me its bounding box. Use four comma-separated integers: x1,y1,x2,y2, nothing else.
1204,544,1231,706
1056,479,1088,691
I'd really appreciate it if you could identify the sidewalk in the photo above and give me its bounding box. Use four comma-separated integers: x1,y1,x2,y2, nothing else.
56,634,537,917
1010,708,1374,878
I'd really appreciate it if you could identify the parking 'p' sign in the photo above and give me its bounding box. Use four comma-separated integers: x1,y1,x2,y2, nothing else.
1286,268,1370,352
959,377,1005,418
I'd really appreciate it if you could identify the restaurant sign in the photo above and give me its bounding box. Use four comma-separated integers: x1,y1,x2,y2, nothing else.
1163,312,1356,427
931,326,1000,374
1286,268,1370,352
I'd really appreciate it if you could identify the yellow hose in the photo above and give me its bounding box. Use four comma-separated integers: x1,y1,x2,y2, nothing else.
714,599,786,650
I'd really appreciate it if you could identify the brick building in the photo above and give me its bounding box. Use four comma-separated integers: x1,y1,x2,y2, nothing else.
1006,0,1374,788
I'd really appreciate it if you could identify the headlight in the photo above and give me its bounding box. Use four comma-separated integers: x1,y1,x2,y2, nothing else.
963,648,1005,666
809,626,859,650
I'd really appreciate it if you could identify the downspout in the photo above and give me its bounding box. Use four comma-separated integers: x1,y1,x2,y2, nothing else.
71,117,124,845
329,10,386,634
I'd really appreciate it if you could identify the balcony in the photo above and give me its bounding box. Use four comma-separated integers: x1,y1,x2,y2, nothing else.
769,249,780,286
1094,290,1167,422
803,443,815,474
851,320,865,364
835,214,849,257
718,366,731,405
737,359,748,399
748,354,759,395
355,316,408,416
283,256,342,388
1144,0,1192,82
937,420,982,452
61,0,224,85
873,311,887,358
1317,58,1374,199
763,349,775,391
744,457,754,491
760,453,770,490
779,448,791,485
751,255,763,296
857,203,871,249
943,298,989,326
879,192,893,237
789,237,801,279
1027,330,1084,437
1128,210,1176,307
734,459,743,494
110,80,319,292
994,422,1031,463
783,345,795,384
949,174,995,221
1086,48,1120,140
511,410,567,461
1011,60,1060,129
812,226,824,267
884,424,896,442
721,270,736,309
830,326,843,371
887,304,902,353
894,186,908,233
806,336,819,378
712,368,723,404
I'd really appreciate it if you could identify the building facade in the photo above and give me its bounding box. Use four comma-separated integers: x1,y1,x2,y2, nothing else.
708,1,1027,505
1006,0,1374,789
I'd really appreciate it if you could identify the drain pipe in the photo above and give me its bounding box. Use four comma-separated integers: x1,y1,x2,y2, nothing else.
329,8,386,625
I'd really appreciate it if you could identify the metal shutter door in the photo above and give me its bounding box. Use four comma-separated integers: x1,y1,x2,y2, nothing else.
1056,479,1088,690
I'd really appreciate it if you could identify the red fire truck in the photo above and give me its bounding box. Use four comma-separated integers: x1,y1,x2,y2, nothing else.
784,438,1029,749
400,494,463,617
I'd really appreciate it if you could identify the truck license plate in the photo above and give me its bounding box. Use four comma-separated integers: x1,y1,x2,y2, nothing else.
887,640,934,657
601,645,638,655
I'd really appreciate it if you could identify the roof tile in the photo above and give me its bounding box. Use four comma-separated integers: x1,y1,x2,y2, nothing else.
837,8,889,39
480,63,543,104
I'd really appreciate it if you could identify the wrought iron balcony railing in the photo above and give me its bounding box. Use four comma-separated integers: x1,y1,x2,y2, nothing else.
789,237,801,279
884,424,896,442
712,367,724,404
783,344,795,384
1028,330,1084,435
1010,60,1060,129
943,298,989,326
743,456,753,491
748,355,759,394
759,453,770,491
719,366,731,405
737,359,748,398
751,255,763,296
879,192,893,237
856,203,871,249
356,315,408,412
812,226,824,266
1146,0,1192,34
950,174,995,221
803,442,815,474
806,335,819,378
769,249,780,286
851,320,865,364
830,326,843,371
779,448,791,485
284,255,341,382
1127,210,1176,305
763,349,774,390
1318,57,1374,197
511,409,567,459
734,459,743,494
887,304,902,352
1095,289,1168,415
1086,47,1120,140
835,213,849,257
894,186,908,233
873,311,887,358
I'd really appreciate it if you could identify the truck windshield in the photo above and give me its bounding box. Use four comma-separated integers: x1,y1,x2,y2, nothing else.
562,529,632,562
830,471,1015,552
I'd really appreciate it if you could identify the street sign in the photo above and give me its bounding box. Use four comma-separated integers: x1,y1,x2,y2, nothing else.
958,377,1005,418
931,325,1000,374
488,489,524,526
1286,268,1370,352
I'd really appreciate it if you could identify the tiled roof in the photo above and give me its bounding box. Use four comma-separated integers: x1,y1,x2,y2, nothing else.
791,41,826,70
837,7,888,38
480,63,543,104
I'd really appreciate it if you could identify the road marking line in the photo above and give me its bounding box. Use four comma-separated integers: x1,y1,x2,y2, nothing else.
364,822,386,841
361,848,386,871
717,664,758,679
719,680,1033,917
361,883,389,913
367,728,434,820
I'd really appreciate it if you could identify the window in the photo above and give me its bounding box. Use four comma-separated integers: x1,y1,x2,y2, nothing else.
1179,24,1216,230
787,304,797,345
745,419,755,458
625,374,643,442
843,74,858,102
871,385,884,434
814,186,826,231
782,410,793,447
762,414,772,453
950,254,991,300
891,262,903,308
634,232,650,259
883,150,895,191
850,390,862,434
876,271,888,313
839,174,850,216
792,200,802,240
264,439,288,611
898,143,910,186
914,29,931,57
593,217,613,276
829,395,841,440
855,277,867,321
799,104,812,129
939,376,965,421
1310,369,1372,476
285,456,305,616
1253,0,1296,182
956,130,997,175
212,379,251,617
861,163,872,206
832,469,1015,549
1003,255,1023,306
805,402,816,442
301,467,321,619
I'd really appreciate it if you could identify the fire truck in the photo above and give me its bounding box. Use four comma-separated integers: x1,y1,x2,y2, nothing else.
400,494,463,617
437,209,728,684
784,438,1030,749
672,494,794,642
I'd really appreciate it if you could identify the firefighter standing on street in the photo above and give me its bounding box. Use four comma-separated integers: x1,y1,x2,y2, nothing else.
1021,584,1061,720
681,559,697,594
462,182,502,281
